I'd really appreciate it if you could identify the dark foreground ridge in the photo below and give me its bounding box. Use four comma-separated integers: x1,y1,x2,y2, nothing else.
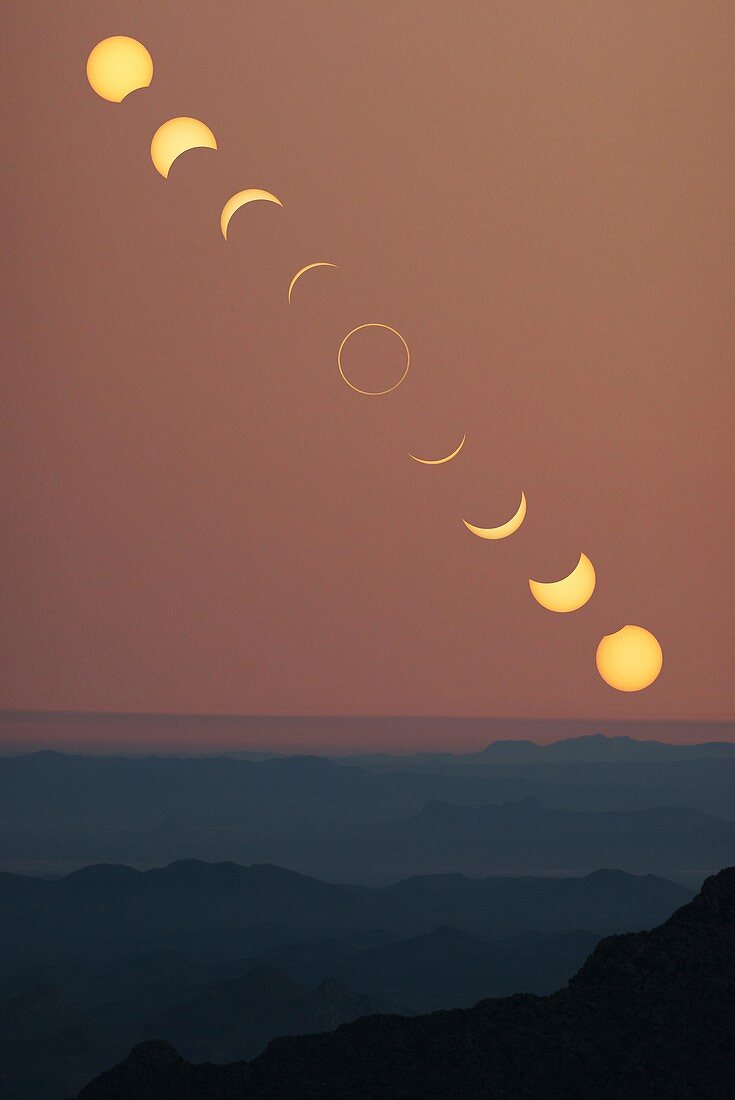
77,867,735,1099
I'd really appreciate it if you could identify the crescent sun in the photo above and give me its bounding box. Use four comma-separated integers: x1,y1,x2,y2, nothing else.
288,263,338,304
150,117,217,179
528,552,596,612
409,433,466,465
220,189,283,241
463,492,527,540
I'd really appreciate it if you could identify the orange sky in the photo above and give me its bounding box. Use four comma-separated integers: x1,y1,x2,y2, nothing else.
1,1,733,729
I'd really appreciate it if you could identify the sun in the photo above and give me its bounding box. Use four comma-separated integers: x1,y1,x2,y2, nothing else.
86,36,153,103
596,625,663,692
150,117,218,178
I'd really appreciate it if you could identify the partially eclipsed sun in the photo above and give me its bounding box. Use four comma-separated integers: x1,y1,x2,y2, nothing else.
150,117,217,179
288,262,337,303
221,189,283,241
529,553,596,612
409,434,466,465
596,625,663,692
86,36,153,103
463,493,527,541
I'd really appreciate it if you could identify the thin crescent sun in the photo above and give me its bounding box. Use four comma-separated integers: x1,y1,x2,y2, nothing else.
220,189,283,241
150,117,217,179
409,433,466,465
337,323,410,396
528,552,596,612
288,262,338,304
463,492,527,540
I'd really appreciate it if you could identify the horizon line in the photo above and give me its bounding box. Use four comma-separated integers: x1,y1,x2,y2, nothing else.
2,708,734,727
1,707,733,756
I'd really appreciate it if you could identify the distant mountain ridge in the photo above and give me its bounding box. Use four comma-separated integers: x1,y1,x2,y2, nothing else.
76,866,735,1099
475,732,735,761
0,860,691,980
2,709,734,755
2,740,735,881
6,730,735,769
344,732,735,766
185,797,733,882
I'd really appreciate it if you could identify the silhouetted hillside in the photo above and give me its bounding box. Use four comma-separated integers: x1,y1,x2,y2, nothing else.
0,860,692,1097
77,866,735,1099
306,925,602,1011
147,967,399,1063
0,926,600,1099
0,962,396,1100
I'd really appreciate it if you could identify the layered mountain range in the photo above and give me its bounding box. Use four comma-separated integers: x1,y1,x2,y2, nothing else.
2,729,732,1098
77,866,735,1099
2,734,734,881
0,860,688,974
0,861,690,1099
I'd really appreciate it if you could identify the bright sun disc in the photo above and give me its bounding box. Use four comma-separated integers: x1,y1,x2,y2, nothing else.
86,36,153,103
596,624,663,692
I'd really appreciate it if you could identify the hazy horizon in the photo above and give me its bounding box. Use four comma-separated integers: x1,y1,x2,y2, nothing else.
2,709,733,755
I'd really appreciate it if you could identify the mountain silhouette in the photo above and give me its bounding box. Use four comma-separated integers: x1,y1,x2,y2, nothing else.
0,961,397,1100
143,965,398,1064
475,732,735,761
0,861,691,1097
271,799,733,881
76,866,735,1099
253,922,603,1015
0,925,606,1097
3,738,735,881
0,860,691,976
311,924,601,1012
3,712,733,760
